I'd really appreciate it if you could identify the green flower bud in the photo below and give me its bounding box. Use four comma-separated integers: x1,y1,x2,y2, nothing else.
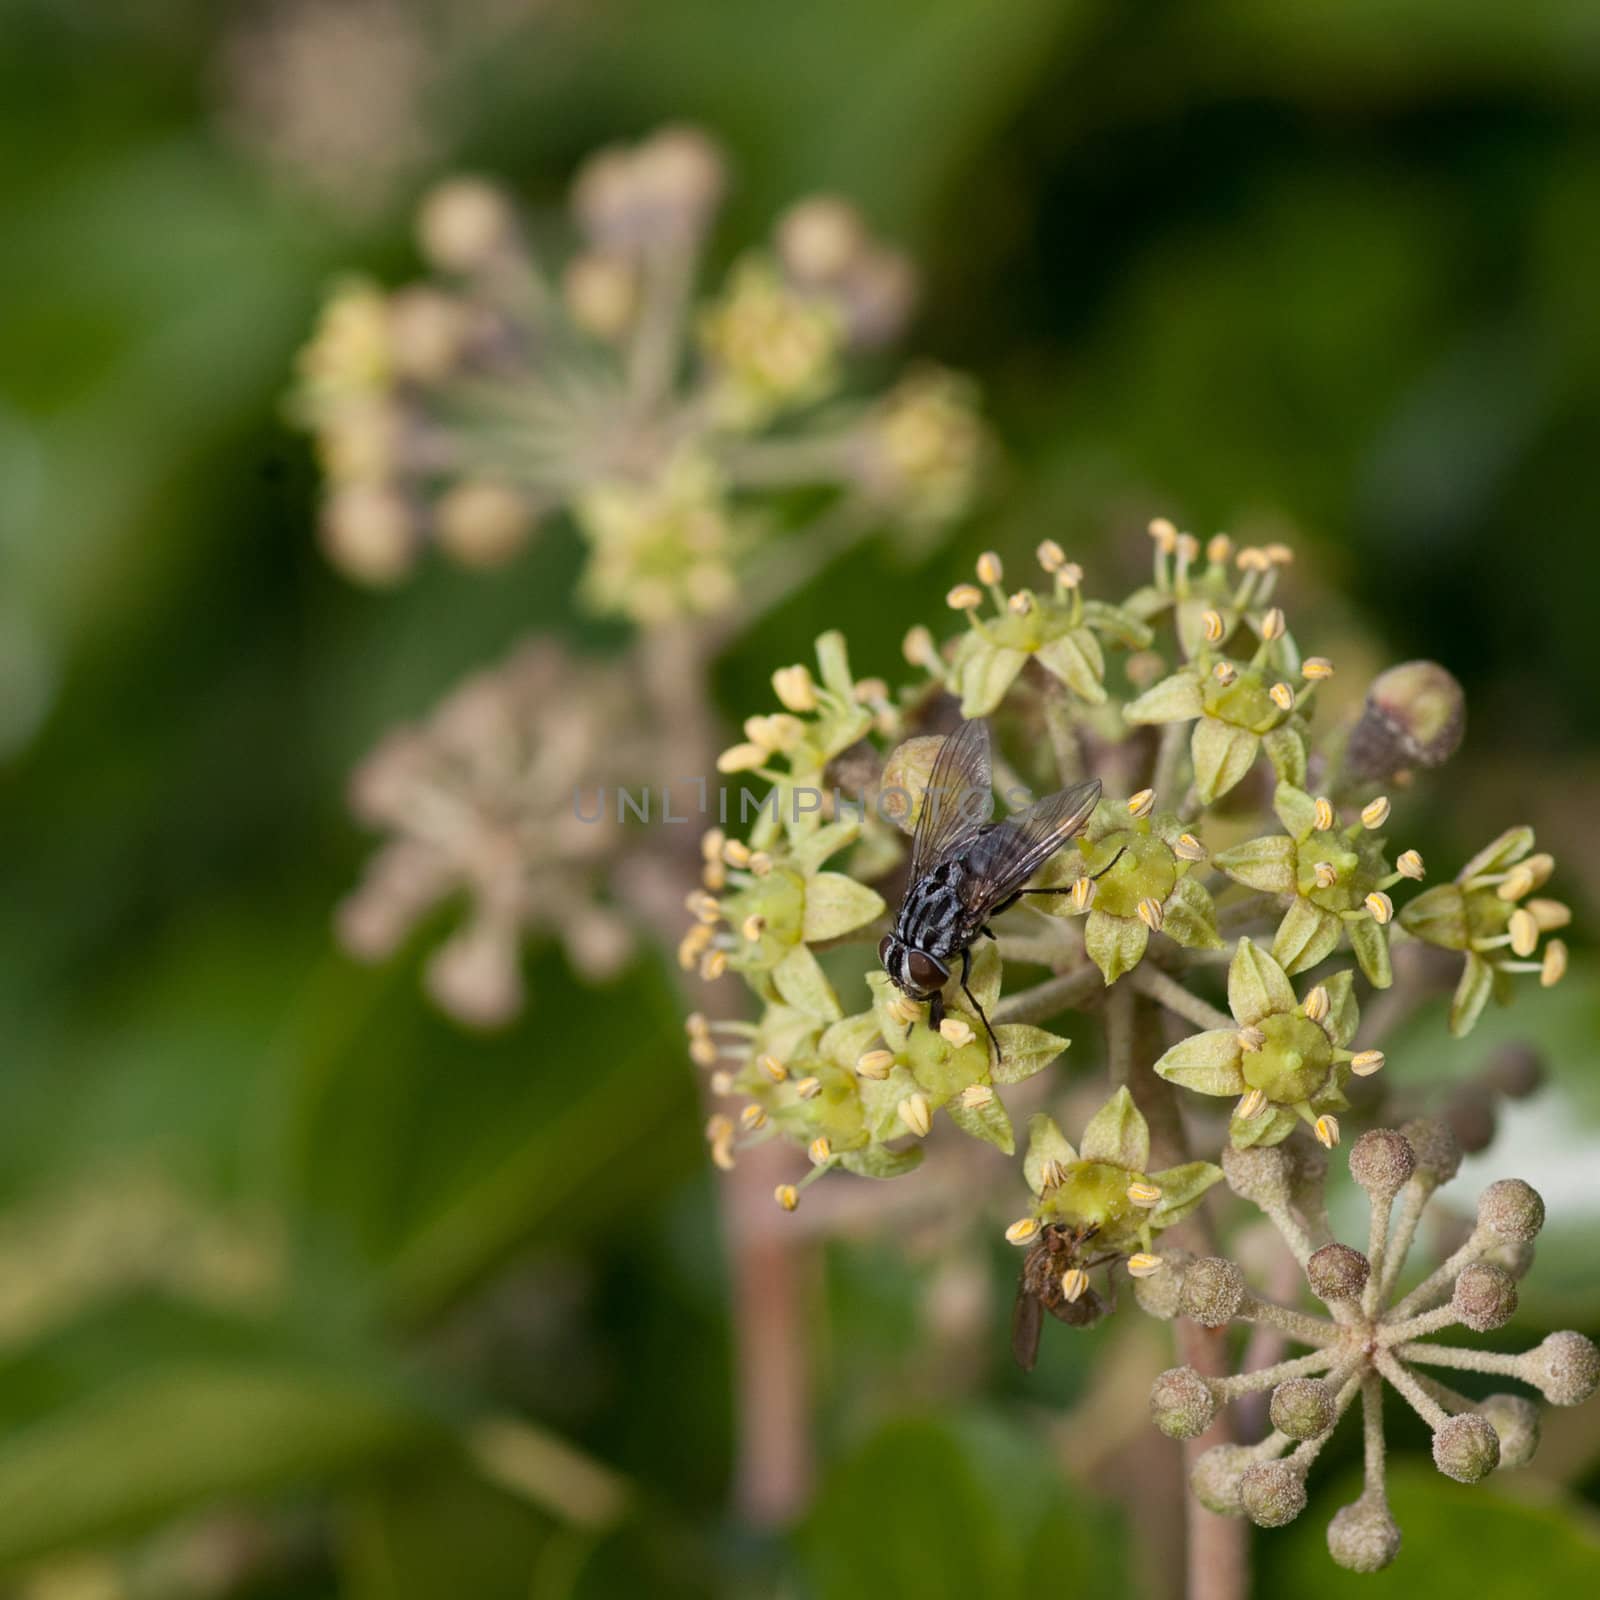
1327,1496,1402,1573
1348,1129,1415,1201
1400,1117,1462,1185
1483,1041,1545,1100
1221,1144,1294,1208
1531,1331,1600,1406
1307,1242,1369,1303
1452,1263,1519,1332
1477,1179,1545,1242
1133,1248,1191,1319
1190,1444,1253,1515
1478,1394,1540,1469
1180,1257,1248,1327
1432,1412,1500,1482
1269,1377,1336,1441
1151,1367,1218,1439
1345,660,1465,782
1239,1459,1308,1527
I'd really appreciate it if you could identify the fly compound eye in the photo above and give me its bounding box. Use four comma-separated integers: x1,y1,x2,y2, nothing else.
906,951,946,992
878,935,895,966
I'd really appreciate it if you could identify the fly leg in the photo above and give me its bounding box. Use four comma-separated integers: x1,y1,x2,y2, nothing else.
928,989,944,1032
959,945,1002,1065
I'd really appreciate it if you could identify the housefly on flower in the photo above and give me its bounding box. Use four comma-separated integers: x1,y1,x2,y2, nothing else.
878,717,1109,1062
1011,1222,1115,1370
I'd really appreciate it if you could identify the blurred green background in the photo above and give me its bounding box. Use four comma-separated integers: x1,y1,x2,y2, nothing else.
3,1,1600,1596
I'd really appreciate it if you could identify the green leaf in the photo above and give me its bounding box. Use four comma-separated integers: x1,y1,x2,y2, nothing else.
1163,875,1223,950
955,639,1029,717
1347,913,1394,989
1272,896,1343,975
1080,598,1153,648
801,871,886,942
1124,671,1203,725
818,1010,883,1069
840,1144,926,1179
1023,1113,1077,1195
1190,718,1260,804
1153,1030,1246,1097
1318,969,1360,1049
1084,909,1149,984
1146,1162,1224,1230
1450,951,1495,1037
1033,630,1106,704
1272,783,1318,841
1214,833,1298,894
771,942,844,1019
946,1091,1015,1153
1230,1105,1298,1149
990,1024,1069,1084
1228,937,1296,1024
1078,1085,1149,1172
1262,725,1307,787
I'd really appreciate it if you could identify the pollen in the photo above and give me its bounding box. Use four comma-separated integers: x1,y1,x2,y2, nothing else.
1174,833,1208,862
1313,861,1339,889
888,995,922,1025
741,1104,768,1131
1127,1181,1162,1208
976,550,1004,585
1301,656,1334,680
677,925,712,969
902,624,937,666
1128,788,1156,818
760,1054,788,1082
1361,796,1391,829
1497,864,1536,902
1236,1089,1269,1120
1057,562,1084,589
700,949,729,980
1036,538,1066,572
1350,1049,1386,1077
1313,797,1335,832
1364,891,1394,925
1034,1158,1069,1193
1007,590,1035,615
1508,908,1538,958
1314,1114,1341,1150
1148,516,1179,553
716,741,767,774
898,1094,933,1138
856,1048,895,1079
1236,546,1272,573
1261,607,1286,641
1269,681,1295,712
1005,1217,1040,1245
686,889,721,924
1396,849,1425,879
959,1083,995,1110
700,830,726,863
946,583,983,611
747,852,774,878
1541,939,1569,988
1264,542,1295,566
1207,533,1234,565
722,838,753,868
1527,898,1571,931
1176,533,1200,563
1072,877,1097,912
795,1075,822,1100
741,913,767,942
771,664,818,713
1137,897,1165,932
1201,609,1226,644
705,1113,734,1144
1303,985,1330,1023
939,1017,976,1048
710,1070,734,1095
1213,661,1238,686
853,677,889,704
774,1184,799,1212
1127,1253,1164,1278
808,1135,833,1165
689,1037,718,1067
1060,1267,1091,1303
1237,1027,1266,1053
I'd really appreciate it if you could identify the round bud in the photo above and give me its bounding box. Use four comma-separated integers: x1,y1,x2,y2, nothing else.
1531,1331,1600,1406
1399,1116,1462,1184
1189,1444,1252,1515
434,481,536,569
1443,1085,1497,1155
418,178,518,273
1348,1129,1416,1200
1133,1248,1191,1319
1269,1378,1337,1441
1150,1367,1217,1440
1239,1459,1308,1527
1221,1144,1294,1207
387,287,469,381
1432,1412,1500,1482
776,195,867,284
1345,660,1466,783
1483,1041,1545,1101
320,484,417,587
1478,1394,1541,1469
1452,1262,1519,1332
1180,1257,1248,1328
1307,1242,1370,1303
631,126,726,235
1477,1178,1545,1242
1327,1496,1402,1573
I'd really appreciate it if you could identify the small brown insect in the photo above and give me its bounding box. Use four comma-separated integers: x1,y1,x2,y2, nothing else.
1011,1221,1116,1371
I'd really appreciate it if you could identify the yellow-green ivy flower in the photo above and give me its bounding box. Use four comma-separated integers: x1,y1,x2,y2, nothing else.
1154,938,1361,1150
1399,826,1569,1037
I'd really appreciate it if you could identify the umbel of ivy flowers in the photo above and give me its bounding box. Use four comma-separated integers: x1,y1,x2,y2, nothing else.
1142,1126,1599,1572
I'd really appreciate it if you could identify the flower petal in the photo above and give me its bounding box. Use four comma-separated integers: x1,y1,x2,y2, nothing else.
1450,951,1495,1038
1228,936,1296,1024
955,638,1028,718
1079,1085,1150,1172
1125,672,1204,725
801,871,886,942
1272,896,1343,975
1085,909,1149,984
1347,914,1393,990
1146,1161,1224,1229
1153,1029,1247,1096
1024,1112,1077,1196
991,1024,1070,1084
1214,833,1298,895
1034,630,1107,704
1191,718,1261,804
1163,875,1224,950
947,1092,1015,1153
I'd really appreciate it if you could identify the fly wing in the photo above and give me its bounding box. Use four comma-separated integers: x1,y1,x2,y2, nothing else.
958,778,1102,910
1011,1285,1043,1372
907,717,994,880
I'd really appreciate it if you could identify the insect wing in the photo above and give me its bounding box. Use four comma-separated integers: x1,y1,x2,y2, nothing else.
1011,1283,1044,1372
959,778,1102,909
907,717,994,881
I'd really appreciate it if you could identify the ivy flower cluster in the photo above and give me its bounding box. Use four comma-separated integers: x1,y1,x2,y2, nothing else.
289,125,986,617
684,524,1584,1568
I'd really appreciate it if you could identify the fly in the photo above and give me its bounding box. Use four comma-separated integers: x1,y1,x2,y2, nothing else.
878,717,1114,1063
1011,1221,1116,1370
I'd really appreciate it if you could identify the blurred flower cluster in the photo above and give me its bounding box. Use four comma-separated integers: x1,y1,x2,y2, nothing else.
680,525,1586,1567
290,125,985,618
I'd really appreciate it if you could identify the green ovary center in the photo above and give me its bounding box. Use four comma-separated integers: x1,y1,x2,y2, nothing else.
1043,1160,1139,1237
1241,1014,1330,1103
1084,832,1176,919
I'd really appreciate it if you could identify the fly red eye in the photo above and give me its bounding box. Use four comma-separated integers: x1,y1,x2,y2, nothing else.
878,935,894,965
906,951,946,992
